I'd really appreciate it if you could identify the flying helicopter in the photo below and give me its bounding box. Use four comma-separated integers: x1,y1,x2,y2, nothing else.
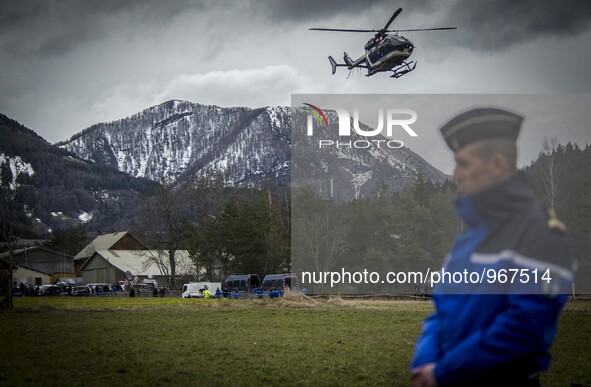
309,7,456,78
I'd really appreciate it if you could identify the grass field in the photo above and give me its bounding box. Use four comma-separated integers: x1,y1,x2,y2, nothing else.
0,295,589,386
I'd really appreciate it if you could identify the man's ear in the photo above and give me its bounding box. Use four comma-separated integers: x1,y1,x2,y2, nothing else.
490,152,509,177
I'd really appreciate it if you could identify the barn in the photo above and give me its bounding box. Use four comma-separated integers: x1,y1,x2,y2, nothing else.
73,231,147,276
0,246,75,284
79,249,194,289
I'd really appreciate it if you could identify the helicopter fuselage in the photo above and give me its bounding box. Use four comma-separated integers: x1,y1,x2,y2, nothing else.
365,34,413,74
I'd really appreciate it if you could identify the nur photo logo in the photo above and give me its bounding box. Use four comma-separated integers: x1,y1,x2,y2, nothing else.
302,103,418,149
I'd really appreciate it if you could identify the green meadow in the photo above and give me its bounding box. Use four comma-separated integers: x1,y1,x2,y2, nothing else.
0,296,589,386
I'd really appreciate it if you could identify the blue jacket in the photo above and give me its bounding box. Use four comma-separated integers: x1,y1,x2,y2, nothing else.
411,172,576,386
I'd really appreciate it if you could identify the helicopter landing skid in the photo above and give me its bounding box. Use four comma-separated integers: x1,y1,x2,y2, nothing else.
390,61,416,78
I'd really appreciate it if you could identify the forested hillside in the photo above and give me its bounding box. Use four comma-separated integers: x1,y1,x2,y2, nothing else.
525,142,591,289
289,142,590,293
0,114,159,237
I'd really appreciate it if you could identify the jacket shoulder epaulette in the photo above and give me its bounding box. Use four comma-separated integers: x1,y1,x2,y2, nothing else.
547,208,567,233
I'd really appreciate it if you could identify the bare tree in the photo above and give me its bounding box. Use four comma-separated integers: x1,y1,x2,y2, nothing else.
292,189,347,274
134,183,193,290
139,249,196,282
541,137,559,209
136,174,229,289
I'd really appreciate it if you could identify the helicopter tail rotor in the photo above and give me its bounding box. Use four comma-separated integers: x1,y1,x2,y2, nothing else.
343,52,353,68
327,56,351,75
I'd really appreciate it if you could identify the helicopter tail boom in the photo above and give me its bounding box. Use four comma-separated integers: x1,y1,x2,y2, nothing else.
328,56,359,75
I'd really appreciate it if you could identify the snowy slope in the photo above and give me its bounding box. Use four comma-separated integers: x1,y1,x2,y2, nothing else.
57,100,448,199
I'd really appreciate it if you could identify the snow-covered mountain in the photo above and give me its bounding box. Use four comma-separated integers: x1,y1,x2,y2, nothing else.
290,109,448,201
57,100,448,198
57,100,290,187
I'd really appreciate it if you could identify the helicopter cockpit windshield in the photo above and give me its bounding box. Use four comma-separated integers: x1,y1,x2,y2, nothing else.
386,35,411,47
367,36,405,63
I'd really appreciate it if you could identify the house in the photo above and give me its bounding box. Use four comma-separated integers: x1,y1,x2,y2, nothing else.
79,249,194,290
13,264,51,287
0,246,75,285
73,231,146,276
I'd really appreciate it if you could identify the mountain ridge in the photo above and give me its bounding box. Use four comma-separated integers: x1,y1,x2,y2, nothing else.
0,113,159,236
56,100,448,197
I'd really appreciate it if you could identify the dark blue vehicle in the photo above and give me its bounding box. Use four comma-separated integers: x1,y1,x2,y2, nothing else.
261,273,298,292
222,274,261,294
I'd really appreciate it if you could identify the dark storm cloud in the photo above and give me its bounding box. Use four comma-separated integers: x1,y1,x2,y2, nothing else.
442,0,591,51
258,0,591,51
0,0,204,58
257,0,438,24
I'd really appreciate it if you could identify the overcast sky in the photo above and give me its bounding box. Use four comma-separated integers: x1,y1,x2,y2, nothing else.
1,0,591,173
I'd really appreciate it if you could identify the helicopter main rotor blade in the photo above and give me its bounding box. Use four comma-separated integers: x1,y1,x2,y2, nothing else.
309,28,378,33
383,7,403,31
393,27,458,32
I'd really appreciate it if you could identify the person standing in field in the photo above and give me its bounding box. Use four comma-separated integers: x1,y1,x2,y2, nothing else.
410,108,576,387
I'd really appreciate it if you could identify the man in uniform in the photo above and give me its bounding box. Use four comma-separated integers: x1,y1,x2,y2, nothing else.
410,108,576,387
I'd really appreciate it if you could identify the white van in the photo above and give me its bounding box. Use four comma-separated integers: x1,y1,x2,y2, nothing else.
181,282,222,298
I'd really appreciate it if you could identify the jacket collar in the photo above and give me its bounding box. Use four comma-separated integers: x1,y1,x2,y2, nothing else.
454,171,534,228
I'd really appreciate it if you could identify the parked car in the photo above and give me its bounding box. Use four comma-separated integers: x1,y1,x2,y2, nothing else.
71,286,90,297
130,283,154,295
87,283,110,293
38,285,63,296
17,283,38,297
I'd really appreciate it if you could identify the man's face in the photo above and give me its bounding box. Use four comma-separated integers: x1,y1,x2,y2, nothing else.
452,142,497,196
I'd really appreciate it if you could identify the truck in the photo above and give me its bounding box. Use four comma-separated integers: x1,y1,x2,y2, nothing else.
181,282,222,298
222,274,261,294
261,273,298,291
